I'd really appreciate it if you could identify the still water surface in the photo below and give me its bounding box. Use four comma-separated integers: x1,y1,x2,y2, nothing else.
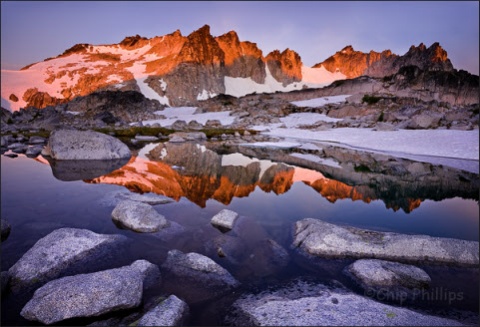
1,144,478,325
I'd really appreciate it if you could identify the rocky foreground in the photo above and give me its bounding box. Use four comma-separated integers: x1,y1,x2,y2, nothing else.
1,83,479,326
1,129,478,324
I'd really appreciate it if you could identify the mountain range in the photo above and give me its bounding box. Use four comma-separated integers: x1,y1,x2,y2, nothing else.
0,24,476,112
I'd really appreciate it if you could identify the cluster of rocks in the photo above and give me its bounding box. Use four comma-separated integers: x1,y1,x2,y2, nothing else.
0,131,46,158
1,101,478,326
1,207,244,325
2,196,478,326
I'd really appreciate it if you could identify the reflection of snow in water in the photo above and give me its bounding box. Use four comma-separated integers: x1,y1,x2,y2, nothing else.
246,125,479,173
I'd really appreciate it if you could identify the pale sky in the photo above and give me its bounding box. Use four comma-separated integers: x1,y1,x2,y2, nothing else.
1,1,479,74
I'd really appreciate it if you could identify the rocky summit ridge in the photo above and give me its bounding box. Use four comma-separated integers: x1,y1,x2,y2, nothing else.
314,42,454,78
1,24,477,112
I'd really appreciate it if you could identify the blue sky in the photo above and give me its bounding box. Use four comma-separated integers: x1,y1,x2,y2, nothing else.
1,1,478,74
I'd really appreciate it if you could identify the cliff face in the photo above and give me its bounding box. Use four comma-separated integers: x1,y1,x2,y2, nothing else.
2,24,311,111
216,31,266,83
313,45,396,79
315,42,455,79
1,24,474,111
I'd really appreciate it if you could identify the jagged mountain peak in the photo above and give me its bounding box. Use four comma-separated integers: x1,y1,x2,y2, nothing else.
1,25,468,112
119,34,149,48
169,29,183,37
315,41,453,78
340,45,356,53
190,24,211,36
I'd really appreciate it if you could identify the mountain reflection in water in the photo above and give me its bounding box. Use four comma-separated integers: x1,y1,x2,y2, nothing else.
77,142,478,213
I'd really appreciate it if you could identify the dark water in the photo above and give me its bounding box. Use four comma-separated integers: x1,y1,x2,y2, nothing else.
1,142,479,325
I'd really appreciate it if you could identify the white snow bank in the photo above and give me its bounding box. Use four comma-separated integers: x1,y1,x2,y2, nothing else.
259,127,479,173
290,95,350,107
301,66,347,87
264,128,479,161
141,107,235,127
224,65,346,99
137,142,159,160
290,153,342,169
239,141,301,149
280,112,342,128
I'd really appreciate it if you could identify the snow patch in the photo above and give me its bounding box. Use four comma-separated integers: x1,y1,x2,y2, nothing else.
197,89,217,101
290,153,342,169
291,95,350,107
160,148,168,160
65,111,81,116
261,127,479,172
196,144,207,153
106,74,123,83
239,141,301,149
143,107,234,127
159,79,167,91
280,113,342,128
224,65,346,99
138,142,159,160
300,66,346,87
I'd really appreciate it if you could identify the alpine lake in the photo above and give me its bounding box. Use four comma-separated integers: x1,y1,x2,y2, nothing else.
1,138,478,326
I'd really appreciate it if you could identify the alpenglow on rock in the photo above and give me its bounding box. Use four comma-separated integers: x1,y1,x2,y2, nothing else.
8,228,128,291
20,260,159,324
292,218,479,267
42,129,131,160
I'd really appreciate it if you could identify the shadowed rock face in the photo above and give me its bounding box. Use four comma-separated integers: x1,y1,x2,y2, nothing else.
266,49,303,85
161,249,240,304
135,295,189,327
216,31,266,83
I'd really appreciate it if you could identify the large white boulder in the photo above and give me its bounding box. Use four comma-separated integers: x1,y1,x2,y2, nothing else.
42,129,131,160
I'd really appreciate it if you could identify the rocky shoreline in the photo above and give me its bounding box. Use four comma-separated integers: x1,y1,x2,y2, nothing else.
0,129,477,325
1,84,479,325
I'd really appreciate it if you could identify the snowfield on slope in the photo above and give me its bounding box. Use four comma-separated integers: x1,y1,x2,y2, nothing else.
223,66,346,98
261,126,479,173
139,106,236,127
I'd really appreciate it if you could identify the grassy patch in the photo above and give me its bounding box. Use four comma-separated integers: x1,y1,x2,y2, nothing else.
354,164,372,173
94,126,257,140
362,94,381,105
201,128,257,139
94,126,174,138
470,106,479,116
331,79,346,87
377,111,384,122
